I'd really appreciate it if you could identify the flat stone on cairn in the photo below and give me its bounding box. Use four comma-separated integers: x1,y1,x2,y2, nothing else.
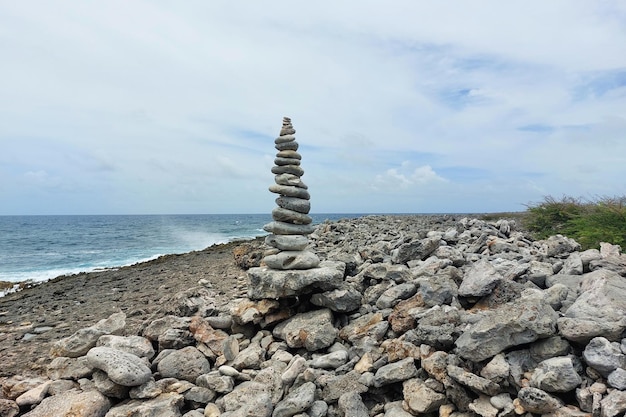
247,117,345,299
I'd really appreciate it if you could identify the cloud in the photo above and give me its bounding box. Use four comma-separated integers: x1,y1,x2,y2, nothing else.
0,1,625,214
373,162,447,191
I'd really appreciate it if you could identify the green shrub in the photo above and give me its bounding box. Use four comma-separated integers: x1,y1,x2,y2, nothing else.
523,195,626,250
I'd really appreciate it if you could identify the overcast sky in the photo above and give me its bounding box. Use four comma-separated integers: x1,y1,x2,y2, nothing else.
1,1,625,215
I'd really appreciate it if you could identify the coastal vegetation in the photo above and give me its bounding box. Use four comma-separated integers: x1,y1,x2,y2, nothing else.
522,195,626,250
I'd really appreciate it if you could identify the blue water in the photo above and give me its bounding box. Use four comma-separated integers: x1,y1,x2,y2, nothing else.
0,214,360,284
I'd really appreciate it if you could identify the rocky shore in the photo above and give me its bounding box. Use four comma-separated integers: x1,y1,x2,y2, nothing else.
1,214,625,416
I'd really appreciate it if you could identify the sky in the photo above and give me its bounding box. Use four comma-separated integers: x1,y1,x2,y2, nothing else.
1,1,625,215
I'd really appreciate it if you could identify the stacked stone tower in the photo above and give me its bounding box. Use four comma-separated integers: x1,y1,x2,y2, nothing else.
262,117,320,270
247,117,345,300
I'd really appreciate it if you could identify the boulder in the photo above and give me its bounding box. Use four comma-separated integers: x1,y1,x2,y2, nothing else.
558,269,626,342
455,290,558,361
273,309,337,351
86,347,152,387
157,346,211,382
247,261,345,299
21,389,110,417
104,393,184,417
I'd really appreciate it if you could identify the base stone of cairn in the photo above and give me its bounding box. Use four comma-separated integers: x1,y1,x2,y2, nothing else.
247,117,345,300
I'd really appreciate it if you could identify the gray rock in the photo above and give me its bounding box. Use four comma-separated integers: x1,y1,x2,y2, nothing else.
516,387,563,414
480,353,510,383
600,389,626,417
266,234,309,251
275,133,296,143
50,312,126,358
309,350,349,369
338,391,369,417
0,399,19,417
560,252,583,275
373,357,419,387
273,309,337,351
271,165,305,177
231,342,266,370
402,378,447,414
263,221,315,235
157,346,211,382
248,261,345,299
545,274,585,293
434,245,465,267
168,286,218,317
86,346,152,387
455,290,558,361
254,362,287,406
271,207,312,224
223,335,239,362
275,171,302,188
275,197,310,214
206,315,232,330
272,381,316,417
308,400,329,417
21,389,110,417
339,312,389,346
197,371,235,393
583,337,626,377
383,401,414,417
92,370,129,399
275,141,299,151
580,248,602,265
530,336,571,361
376,282,417,309
529,356,582,392
47,356,93,380
184,386,216,405
47,379,78,396
607,368,626,390
321,371,368,403
543,235,581,257
264,251,321,270
391,237,440,264
458,259,502,297
142,315,191,342
129,379,162,399
526,260,554,286
558,269,626,342
218,381,272,416
97,335,155,359
105,392,184,417
490,393,514,414
204,403,221,417
182,411,204,417
281,356,307,385
447,365,500,396
310,285,362,313
15,381,51,407
157,328,194,350
469,395,499,417
415,275,458,307
274,157,301,166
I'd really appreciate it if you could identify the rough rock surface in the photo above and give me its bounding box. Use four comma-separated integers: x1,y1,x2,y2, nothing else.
3,213,626,417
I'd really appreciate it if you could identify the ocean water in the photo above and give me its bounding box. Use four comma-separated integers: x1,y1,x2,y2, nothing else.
0,213,358,285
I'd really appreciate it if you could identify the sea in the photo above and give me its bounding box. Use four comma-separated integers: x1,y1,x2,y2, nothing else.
0,214,362,287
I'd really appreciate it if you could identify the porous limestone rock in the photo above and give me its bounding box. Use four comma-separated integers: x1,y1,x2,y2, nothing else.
21,389,110,417
455,290,558,362
86,347,152,387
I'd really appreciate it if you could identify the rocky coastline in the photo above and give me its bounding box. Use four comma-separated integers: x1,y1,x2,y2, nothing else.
1,214,625,417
